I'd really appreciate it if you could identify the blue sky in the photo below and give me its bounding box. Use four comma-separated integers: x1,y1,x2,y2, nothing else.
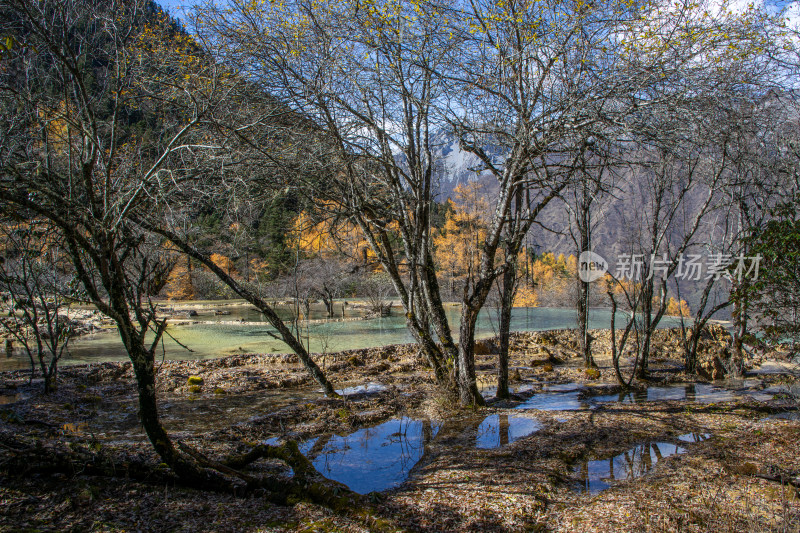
158,0,189,21
157,0,799,40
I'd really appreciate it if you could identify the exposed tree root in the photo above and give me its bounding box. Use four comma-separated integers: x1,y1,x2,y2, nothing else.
221,439,314,475
0,434,359,509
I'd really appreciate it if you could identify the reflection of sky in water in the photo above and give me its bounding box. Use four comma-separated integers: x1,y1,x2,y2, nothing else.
575,441,686,494
766,411,800,421
479,384,536,397
475,414,542,449
516,383,756,412
515,384,588,410
589,384,741,406
516,391,587,411
544,383,585,392
335,382,387,396
299,417,441,494
2,307,686,370
677,432,711,443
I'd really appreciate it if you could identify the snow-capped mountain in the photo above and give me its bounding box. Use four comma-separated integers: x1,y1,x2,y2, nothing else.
394,130,499,200
429,131,489,199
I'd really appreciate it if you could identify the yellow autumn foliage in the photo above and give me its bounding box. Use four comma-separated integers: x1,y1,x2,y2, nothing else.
665,296,691,317
513,284,538,307
209,253,237,277
165,256,195,300
433,183,490,283
289,210,377,265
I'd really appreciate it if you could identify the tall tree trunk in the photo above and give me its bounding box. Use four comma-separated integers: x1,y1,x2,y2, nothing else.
457,305,485,406
404,310,452,390
420,251,461,370
496,262,515,400
731,284,748,378
576,276,595,368
636,285,654,379
637,329,652,380
575,177,595,368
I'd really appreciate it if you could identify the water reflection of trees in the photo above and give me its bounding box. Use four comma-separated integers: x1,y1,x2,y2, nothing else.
310,417,441,491
576,442,684,493
475,415,511,448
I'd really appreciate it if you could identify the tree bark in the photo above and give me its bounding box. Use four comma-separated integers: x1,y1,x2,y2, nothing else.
457,305,486,406
636,284,654,379
128,342,210,484
731,282,748,378
496,263,515,400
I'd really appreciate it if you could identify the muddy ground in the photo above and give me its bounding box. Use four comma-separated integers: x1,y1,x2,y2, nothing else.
1,328,798,532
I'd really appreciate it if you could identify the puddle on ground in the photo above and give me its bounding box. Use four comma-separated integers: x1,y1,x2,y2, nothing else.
677,432,711,443
479,384,536,398
289,413,543,493
297,417,441,494
588,384,739,405
515,382,592,410
764,411,800,421
760,384,800,398
574,441,687,494
750,362,800,375
545,383,585,393
334,382,388,396
475,414,543,449
516,381,789,412
574,432,709,494
516,390,587,411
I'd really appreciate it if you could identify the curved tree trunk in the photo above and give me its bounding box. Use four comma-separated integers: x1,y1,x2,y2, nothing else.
142,224,338,397
128,343,218,485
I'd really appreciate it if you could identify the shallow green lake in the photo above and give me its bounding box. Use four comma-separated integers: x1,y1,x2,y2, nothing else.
1,305,684,370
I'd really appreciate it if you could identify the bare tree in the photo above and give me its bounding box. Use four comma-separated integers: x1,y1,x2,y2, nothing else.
562,138,622,369
674,96,789,374
195,0,467,398
598,0,780,380
361,272,395,317
0,0,222,483
0,219,75,392
303,257,356,318
143,104,340,396
0,0,340,497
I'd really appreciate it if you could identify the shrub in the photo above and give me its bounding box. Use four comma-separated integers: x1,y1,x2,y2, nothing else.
585,368,601,380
